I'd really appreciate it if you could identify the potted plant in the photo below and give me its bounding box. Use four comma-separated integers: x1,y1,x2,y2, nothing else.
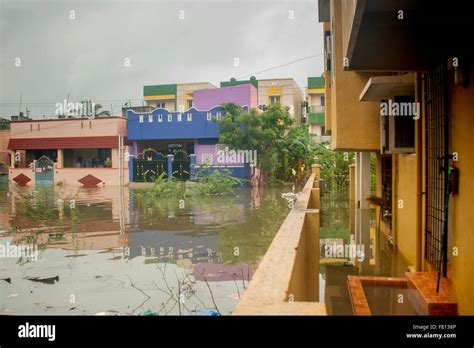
104,158,112,168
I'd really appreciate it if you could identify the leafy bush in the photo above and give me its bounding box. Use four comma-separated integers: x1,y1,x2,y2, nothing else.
133,169,241,199
136,172,186,198
195,168,242,195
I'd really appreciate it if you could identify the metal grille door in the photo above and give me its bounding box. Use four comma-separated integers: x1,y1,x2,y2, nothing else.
35,155,54,186
133,149,167,182
424,64,449,277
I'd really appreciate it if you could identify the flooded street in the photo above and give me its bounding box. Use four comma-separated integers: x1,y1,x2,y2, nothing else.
319,187,410,315
0,180,290,315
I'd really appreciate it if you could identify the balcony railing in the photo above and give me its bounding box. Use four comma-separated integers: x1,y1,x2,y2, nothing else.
233,167,326,315
311,134,332,144
308,105,325,113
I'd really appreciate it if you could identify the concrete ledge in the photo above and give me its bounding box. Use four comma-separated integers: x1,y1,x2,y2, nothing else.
347,275,407,316
406,272,457,315
233,174,326,315
359,74,415,102
234,302,327,315
347,273,458,316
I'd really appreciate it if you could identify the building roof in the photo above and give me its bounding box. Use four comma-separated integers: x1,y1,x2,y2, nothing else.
143,84,177,97
308,76,325,89
9,116,125,123
221,78,258,88
7,136,121,150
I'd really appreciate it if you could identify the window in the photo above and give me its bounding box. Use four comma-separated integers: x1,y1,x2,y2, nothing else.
25,149,57,168
187,99,193,109
270,96,281,105
177,113,182,122
207,112,212,121
168,114,172,122
394,96,415,148
187,113,192,121
202,154,213,165
380,96,416,154
324,30,332,72
158,114,163,122
148,115,153,123
139,115,144,123
216,112,222,120
63,148,112,168
157,102,165,108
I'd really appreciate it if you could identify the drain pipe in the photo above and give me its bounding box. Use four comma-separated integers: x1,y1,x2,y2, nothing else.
415,72,423,271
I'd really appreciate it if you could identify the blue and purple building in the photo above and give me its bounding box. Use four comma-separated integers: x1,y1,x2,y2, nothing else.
127,83,258,182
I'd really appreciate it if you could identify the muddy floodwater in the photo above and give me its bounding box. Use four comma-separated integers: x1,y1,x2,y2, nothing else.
0,179,290,315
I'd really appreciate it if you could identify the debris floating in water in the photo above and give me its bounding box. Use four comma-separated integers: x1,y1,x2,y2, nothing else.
140,309,159,316
95,310,132,316
188,309,219,316
24,276,59,285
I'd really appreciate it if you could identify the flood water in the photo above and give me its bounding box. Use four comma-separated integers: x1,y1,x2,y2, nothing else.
0,176,412,316
319,187,411,315
0,179,290,315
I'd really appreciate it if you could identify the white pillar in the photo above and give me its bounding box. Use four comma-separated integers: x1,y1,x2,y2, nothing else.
359,152,371,210
356,152,371,271
10,150,15,168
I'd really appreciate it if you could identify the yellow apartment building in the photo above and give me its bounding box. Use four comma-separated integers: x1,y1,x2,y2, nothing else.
319,0,474,314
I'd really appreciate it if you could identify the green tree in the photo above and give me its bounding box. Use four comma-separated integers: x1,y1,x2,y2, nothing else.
218,103,313,184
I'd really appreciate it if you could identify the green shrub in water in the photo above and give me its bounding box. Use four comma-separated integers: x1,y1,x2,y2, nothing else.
195,168,242,195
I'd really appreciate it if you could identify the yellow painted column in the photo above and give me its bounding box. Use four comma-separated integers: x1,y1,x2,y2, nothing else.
311,163,321,188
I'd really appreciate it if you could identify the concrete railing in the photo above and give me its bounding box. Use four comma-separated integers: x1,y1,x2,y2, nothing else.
309,105,325,113
311,134,332,144
233,165,326,315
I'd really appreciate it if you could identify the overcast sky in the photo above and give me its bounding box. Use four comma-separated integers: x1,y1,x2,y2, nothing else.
0,0,323,118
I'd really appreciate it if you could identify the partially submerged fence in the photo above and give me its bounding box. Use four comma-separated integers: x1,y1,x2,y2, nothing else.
233,165,326,315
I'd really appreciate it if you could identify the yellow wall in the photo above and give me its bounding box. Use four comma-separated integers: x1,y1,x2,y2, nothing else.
146,99,175,111
324,72,332,132
258,79,303,123
393,154,418,266
340,0,357,62
329,0,380,151
446,68,474,314
176,82,216,112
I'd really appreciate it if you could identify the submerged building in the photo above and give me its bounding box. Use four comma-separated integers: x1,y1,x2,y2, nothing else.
127,83,259,182
7,116,128,187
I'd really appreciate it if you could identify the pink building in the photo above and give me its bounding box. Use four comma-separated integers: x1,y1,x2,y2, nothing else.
194,84,258,110
0,129,10,174
7,116,129,187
